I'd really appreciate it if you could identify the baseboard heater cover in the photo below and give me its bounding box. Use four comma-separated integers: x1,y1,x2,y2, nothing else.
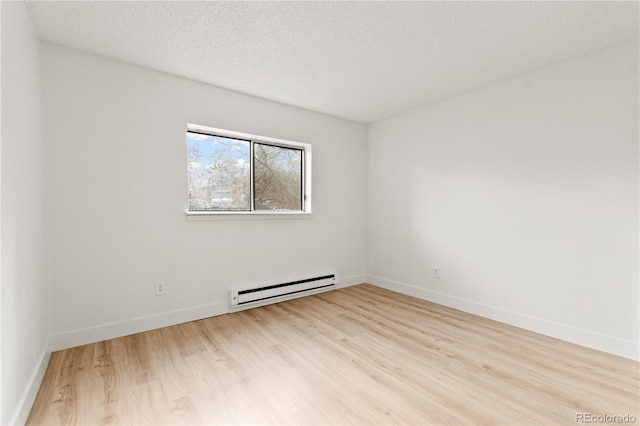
229,273,338,308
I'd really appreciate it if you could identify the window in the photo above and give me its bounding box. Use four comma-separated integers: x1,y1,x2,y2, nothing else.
186,124,311,214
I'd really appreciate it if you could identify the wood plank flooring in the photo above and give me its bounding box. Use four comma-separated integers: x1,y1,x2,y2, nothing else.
27,284,639,425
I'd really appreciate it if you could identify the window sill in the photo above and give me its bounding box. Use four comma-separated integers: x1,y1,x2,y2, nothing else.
185,211,313,221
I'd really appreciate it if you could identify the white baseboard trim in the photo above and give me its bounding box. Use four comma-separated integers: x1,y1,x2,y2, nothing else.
10,342,51,426
51,301,229,351
366,274,639,361
51,273,366,352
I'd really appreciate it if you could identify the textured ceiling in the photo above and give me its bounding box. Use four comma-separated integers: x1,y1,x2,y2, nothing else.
26,1,639,123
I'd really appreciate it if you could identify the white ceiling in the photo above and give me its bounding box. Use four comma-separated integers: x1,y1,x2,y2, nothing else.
26,1,639,124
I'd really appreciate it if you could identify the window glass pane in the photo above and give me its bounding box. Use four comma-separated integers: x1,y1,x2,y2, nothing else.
254,143,303,211
187,132,250,211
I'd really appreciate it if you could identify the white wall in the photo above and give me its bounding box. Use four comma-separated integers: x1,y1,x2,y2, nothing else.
42,44,367,350
1,2,51,424
367,39,639,360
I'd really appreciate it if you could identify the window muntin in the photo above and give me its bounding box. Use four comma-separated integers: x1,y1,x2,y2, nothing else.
186,125,310,214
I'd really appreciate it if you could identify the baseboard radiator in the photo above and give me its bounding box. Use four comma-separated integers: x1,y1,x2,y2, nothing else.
229,273,338,309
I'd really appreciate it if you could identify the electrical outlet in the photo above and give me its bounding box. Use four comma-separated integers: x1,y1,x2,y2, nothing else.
155,282,166,296
433,267,441,279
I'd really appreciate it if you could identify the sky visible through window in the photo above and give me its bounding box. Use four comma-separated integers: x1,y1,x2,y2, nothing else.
187,132,251,211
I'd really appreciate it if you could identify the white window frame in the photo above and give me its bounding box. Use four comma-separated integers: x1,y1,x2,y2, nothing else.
185,123,312,217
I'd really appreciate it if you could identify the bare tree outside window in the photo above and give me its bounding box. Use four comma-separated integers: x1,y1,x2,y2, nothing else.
187,132,250,211
254,143,302,211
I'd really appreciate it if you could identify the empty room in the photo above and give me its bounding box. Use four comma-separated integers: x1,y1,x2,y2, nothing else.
2,1,639,425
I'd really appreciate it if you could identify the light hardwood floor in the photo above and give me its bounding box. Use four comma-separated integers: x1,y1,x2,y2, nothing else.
28,284,639,425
